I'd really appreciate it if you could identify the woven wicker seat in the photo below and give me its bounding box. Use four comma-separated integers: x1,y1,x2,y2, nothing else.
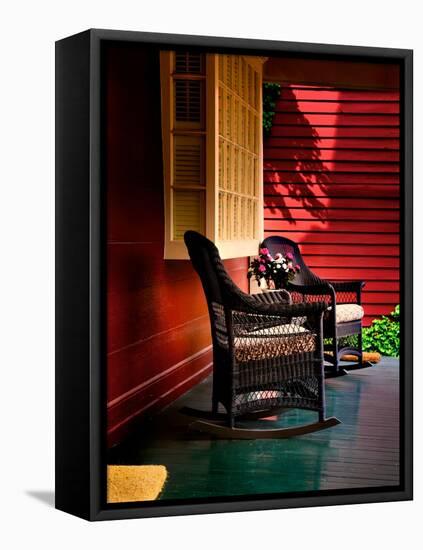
182,231,340,438
234,326,316,362
263,235,367,375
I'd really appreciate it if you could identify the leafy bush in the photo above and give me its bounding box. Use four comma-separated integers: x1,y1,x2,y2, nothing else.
263,83,281,136
362,305,400,357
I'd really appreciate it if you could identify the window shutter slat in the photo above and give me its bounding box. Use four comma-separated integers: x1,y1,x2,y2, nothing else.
173,190,205,239
174,136,204,186
175,52,204,74
174,80,203,125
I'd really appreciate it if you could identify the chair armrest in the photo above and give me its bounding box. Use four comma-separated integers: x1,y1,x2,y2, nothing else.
244,298,328,318
329,281,365,292
230,290,327,344
249,289,291,306
328,281,365,304
228,281,327,317
286,282,336,307
288,281,334,295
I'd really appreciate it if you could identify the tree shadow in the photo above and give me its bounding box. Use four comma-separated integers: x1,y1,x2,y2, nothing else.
264,85,331,223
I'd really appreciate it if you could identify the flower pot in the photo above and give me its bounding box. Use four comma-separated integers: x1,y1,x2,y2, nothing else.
259,279,284,293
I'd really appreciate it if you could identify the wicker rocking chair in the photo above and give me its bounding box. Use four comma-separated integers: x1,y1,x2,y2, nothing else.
262,235,368,376
182,231,340,439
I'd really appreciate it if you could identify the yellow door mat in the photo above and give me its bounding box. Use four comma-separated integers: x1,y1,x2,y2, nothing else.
341,352,381,363
107,465,168,503
326,350,381,363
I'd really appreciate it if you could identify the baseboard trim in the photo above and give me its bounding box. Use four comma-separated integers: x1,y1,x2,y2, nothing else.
107,345,212,409
107,346,212,447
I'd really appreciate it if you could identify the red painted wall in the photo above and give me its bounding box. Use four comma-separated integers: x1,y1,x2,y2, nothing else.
106,44,248,446
264,84,400,326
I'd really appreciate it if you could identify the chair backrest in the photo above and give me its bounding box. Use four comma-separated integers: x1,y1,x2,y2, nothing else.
262,235,323,286
185,231,242,349
185,229,291,312
184,231,228,307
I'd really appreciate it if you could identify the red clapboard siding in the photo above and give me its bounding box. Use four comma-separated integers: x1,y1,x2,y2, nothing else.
277,101,400,114
363,281,399,292
297,268,398,281
264,171,399,184
279,89,399,101
267,147,399,163
273,113,399,126
264,84,400,325
266,138,400,149
265,197,398,210
264,184,400,199
265,208,399,221
363,292,400,304
271,126,400,138
265,148,399,162
305,256,399,268
266,220,399,233
264,231,399,245
296,244,399,256
264,160,399,173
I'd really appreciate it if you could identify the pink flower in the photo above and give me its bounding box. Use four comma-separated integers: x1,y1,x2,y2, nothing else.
295,264,301,271
286,252,294,260
260,258,266,263
259,248,269,255
288,262,293,269
258,265,266,273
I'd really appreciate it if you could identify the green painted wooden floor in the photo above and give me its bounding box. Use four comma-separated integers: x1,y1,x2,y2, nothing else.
108,358,400,500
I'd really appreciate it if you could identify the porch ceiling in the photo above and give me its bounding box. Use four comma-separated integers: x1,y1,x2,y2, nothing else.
263,57,400,90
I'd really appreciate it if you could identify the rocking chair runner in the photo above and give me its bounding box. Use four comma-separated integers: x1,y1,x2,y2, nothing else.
262,235,367,376
182,231,340,439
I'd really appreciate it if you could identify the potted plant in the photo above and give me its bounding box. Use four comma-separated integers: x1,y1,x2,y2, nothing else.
248,246,300,291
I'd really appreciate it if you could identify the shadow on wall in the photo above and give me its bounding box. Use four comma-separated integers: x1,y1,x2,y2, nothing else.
264,86,330,223
262,81,401,325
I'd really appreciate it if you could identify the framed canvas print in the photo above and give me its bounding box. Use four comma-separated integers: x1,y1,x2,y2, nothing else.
55,29,413,521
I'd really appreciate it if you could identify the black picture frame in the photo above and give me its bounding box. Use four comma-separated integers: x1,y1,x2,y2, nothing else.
55,28,413,521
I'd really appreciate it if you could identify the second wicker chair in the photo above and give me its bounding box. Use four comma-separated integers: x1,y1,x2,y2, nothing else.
262,235,367,376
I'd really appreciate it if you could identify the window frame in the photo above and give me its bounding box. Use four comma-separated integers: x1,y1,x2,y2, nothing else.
160,51,264,260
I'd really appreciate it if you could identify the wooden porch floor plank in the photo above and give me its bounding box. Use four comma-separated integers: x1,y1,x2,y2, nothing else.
108,358,400,500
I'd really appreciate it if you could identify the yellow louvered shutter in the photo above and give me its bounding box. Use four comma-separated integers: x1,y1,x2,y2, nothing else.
160,51,264,259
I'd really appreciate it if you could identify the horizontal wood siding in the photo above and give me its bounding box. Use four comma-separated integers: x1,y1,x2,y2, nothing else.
264,84,400,325
105,44,248,446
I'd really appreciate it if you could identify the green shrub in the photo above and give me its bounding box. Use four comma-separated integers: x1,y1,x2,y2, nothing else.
362,305,400,357
263,83,281,136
